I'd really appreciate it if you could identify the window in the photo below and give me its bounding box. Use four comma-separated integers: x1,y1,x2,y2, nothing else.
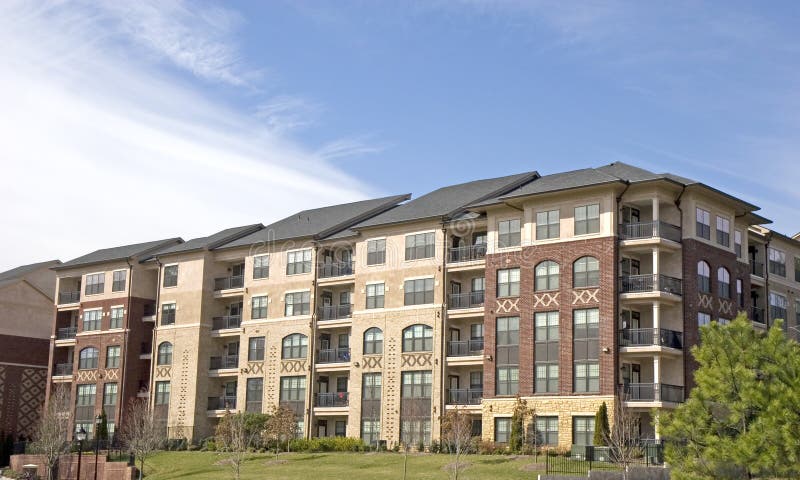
696,208,711,240
161,303,176,326
248,337,265,361
361,372,382,446
698,312,711,327
405,232,435,260
163,265,178,287
106,345,120,368
110,307,123,329
717,267,731,298
536,210,560,240
363,372,382,400
770,292,788,322
367,239,386,265
157,342,172,365
280,376,306,402
85,273,104,295
251,295,268,319
574,204,600,235
366,283,385,309
287,249,312,275
574,308,599,393
401,370,432,398
769,248,786,277
103,383,118,407
716,216,730,247
155,381,170,405
573,256,600,288
361,420,381,447
697,261,711,294
796,257,800,283
498,219,521,248
400,371,432,446
112,270,126,292
282,334,308,359
535,311,559,393
83,309,101,331
285,291,310,316
496,366,519,396
253,255,269,279
535,261,559,291
497,268,520,297
573,416,595,446
736,279,744,308
364,328,383,355
496,316,519,396
402,324,433,352
496,316,520,346
404,278,434,306
334,421,346,437
495,418,511,443
79,347,99,370
76,384,96,407
734,230,743,258
536,417,559,446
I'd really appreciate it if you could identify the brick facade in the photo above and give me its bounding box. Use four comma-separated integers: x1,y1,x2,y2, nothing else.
0,333,49,439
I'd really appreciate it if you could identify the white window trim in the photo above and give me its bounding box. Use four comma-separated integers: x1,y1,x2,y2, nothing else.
572,201,603,238
402,275,436,284
283,288,312,296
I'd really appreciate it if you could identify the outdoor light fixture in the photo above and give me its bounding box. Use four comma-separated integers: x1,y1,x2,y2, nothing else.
94,414,103,480
75,426,87,480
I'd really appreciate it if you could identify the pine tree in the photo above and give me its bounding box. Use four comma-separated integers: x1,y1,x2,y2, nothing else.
97,410,109,446
593,402,610,446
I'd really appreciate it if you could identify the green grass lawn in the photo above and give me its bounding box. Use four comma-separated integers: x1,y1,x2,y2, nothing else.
144,451,546,480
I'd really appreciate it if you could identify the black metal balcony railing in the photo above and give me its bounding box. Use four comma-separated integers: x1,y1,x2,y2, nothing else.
140,343,151,355
56,327,77,340
208,396,237,410
621,383,684,403
210,355,239,370
619,221,682,243
317,304,352,321
619,274,683,296
317,347,351,364
448,291,485,309
447,339,485,356
751,261,765,278
143,304,157,317
315,392,349,407
618,328,683,350
447,388,483,405
448,244,487,263
751,306,766,324
318,261,355,278
214,275,244,291
212,315,242,330
58,291,80,304
54,363,73,376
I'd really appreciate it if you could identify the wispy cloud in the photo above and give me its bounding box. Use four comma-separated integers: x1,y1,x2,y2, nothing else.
254,95,323,134
316,137,386,161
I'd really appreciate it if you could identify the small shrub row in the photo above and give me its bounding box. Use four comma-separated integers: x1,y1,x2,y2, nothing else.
288,437,366,452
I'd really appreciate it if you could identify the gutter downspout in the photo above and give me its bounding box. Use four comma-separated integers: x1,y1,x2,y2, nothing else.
764,232,772,328
673,186,687,399
306,244,320,440
613,182,630,396
119,259,135,428
437,222,448,442
148,260,163,413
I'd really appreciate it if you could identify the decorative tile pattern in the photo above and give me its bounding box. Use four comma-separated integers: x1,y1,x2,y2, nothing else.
571,288,599,305
532,292,560,308
400,353,432,368
495,298,520,313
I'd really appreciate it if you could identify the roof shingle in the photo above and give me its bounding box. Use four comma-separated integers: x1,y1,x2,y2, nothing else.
55,238,182,270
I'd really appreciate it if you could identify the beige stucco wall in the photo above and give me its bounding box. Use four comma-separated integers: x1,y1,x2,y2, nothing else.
0,281,55,339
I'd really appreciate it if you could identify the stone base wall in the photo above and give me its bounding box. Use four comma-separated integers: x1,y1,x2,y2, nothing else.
10,453,136,480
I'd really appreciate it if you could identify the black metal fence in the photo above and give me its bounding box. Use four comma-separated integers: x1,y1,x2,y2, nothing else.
545,443,665,475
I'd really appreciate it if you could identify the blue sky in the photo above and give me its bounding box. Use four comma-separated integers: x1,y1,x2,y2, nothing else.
1,1,799,270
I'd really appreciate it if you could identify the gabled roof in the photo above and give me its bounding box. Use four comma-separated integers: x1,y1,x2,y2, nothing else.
153,224,263,257
219,194,410,249
0,260,61,285
54,238,182,271
353,171,539,229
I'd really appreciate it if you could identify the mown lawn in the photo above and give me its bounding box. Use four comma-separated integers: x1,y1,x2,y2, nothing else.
144,451,546,480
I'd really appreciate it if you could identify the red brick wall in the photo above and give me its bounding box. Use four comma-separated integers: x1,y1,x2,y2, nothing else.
10,453,136,480
0,334,49,438
483,237,618,398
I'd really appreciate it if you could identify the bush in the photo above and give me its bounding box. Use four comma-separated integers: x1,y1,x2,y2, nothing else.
429,440,441,454
287,437,365,453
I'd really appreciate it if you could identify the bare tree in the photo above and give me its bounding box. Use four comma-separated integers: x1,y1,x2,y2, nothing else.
118,398,165,480
264,405,296,460
441,408,473,480
605,395,642,470
31,384,71,480
216,412,259,480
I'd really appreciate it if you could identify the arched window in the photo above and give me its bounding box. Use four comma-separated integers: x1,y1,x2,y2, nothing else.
573,256,600,288
402,324,433,352
717,267,730,299
535,261,560,291
697,261,711,293
157,342,173,365
282,333,308,359
79,347,99,370
363,327,383,355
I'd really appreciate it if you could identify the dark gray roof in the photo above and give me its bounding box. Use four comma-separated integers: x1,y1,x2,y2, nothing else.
54,238,182,270
219,194,410,248
154,224,263,257
0,260,61,284
353,172,538,229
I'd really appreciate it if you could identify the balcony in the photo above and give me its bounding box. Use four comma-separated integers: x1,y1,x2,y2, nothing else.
210,355,239,370
317,304,352,321
447,388,482,405
58,291,80,305
56,327,77,340
317,347,351,364
208,396,237,410
619,221,681,243
315,392,349,408
142,304,157,322
212,315,242,330
447,339,484,357
448,245,487,264
318,261,354,279
621,383,684,403
751,261,765,278
448,291,485,310
751,307,766,325
214,275,244,291
619,274,682,296
619,329,683,350
53,363,73,376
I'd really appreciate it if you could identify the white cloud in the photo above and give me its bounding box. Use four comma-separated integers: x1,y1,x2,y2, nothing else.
0,1,375,271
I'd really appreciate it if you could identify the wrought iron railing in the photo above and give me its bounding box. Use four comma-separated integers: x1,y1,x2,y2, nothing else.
210,355,239,370
208,396,237,410
317,304,352,321
751,261,765,277
448,291,485,309
212,315,242,330
315,392,349,407
448,244,487,263
446,339,485,356
58,291,80,304
317,347,351,364
54,363,73,376
619,221,682,242
619,274,682,296
214,275,244,291
621,383,684,403
318,261,355,278
56,327,77,340
618,328,683,349
447,388,483,405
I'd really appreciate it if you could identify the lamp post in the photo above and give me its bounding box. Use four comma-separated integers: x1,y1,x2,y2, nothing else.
75,427,87,480
94,414,102,480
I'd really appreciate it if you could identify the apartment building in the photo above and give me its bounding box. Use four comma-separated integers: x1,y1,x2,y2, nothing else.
0,260,59,439
45,161,800,450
